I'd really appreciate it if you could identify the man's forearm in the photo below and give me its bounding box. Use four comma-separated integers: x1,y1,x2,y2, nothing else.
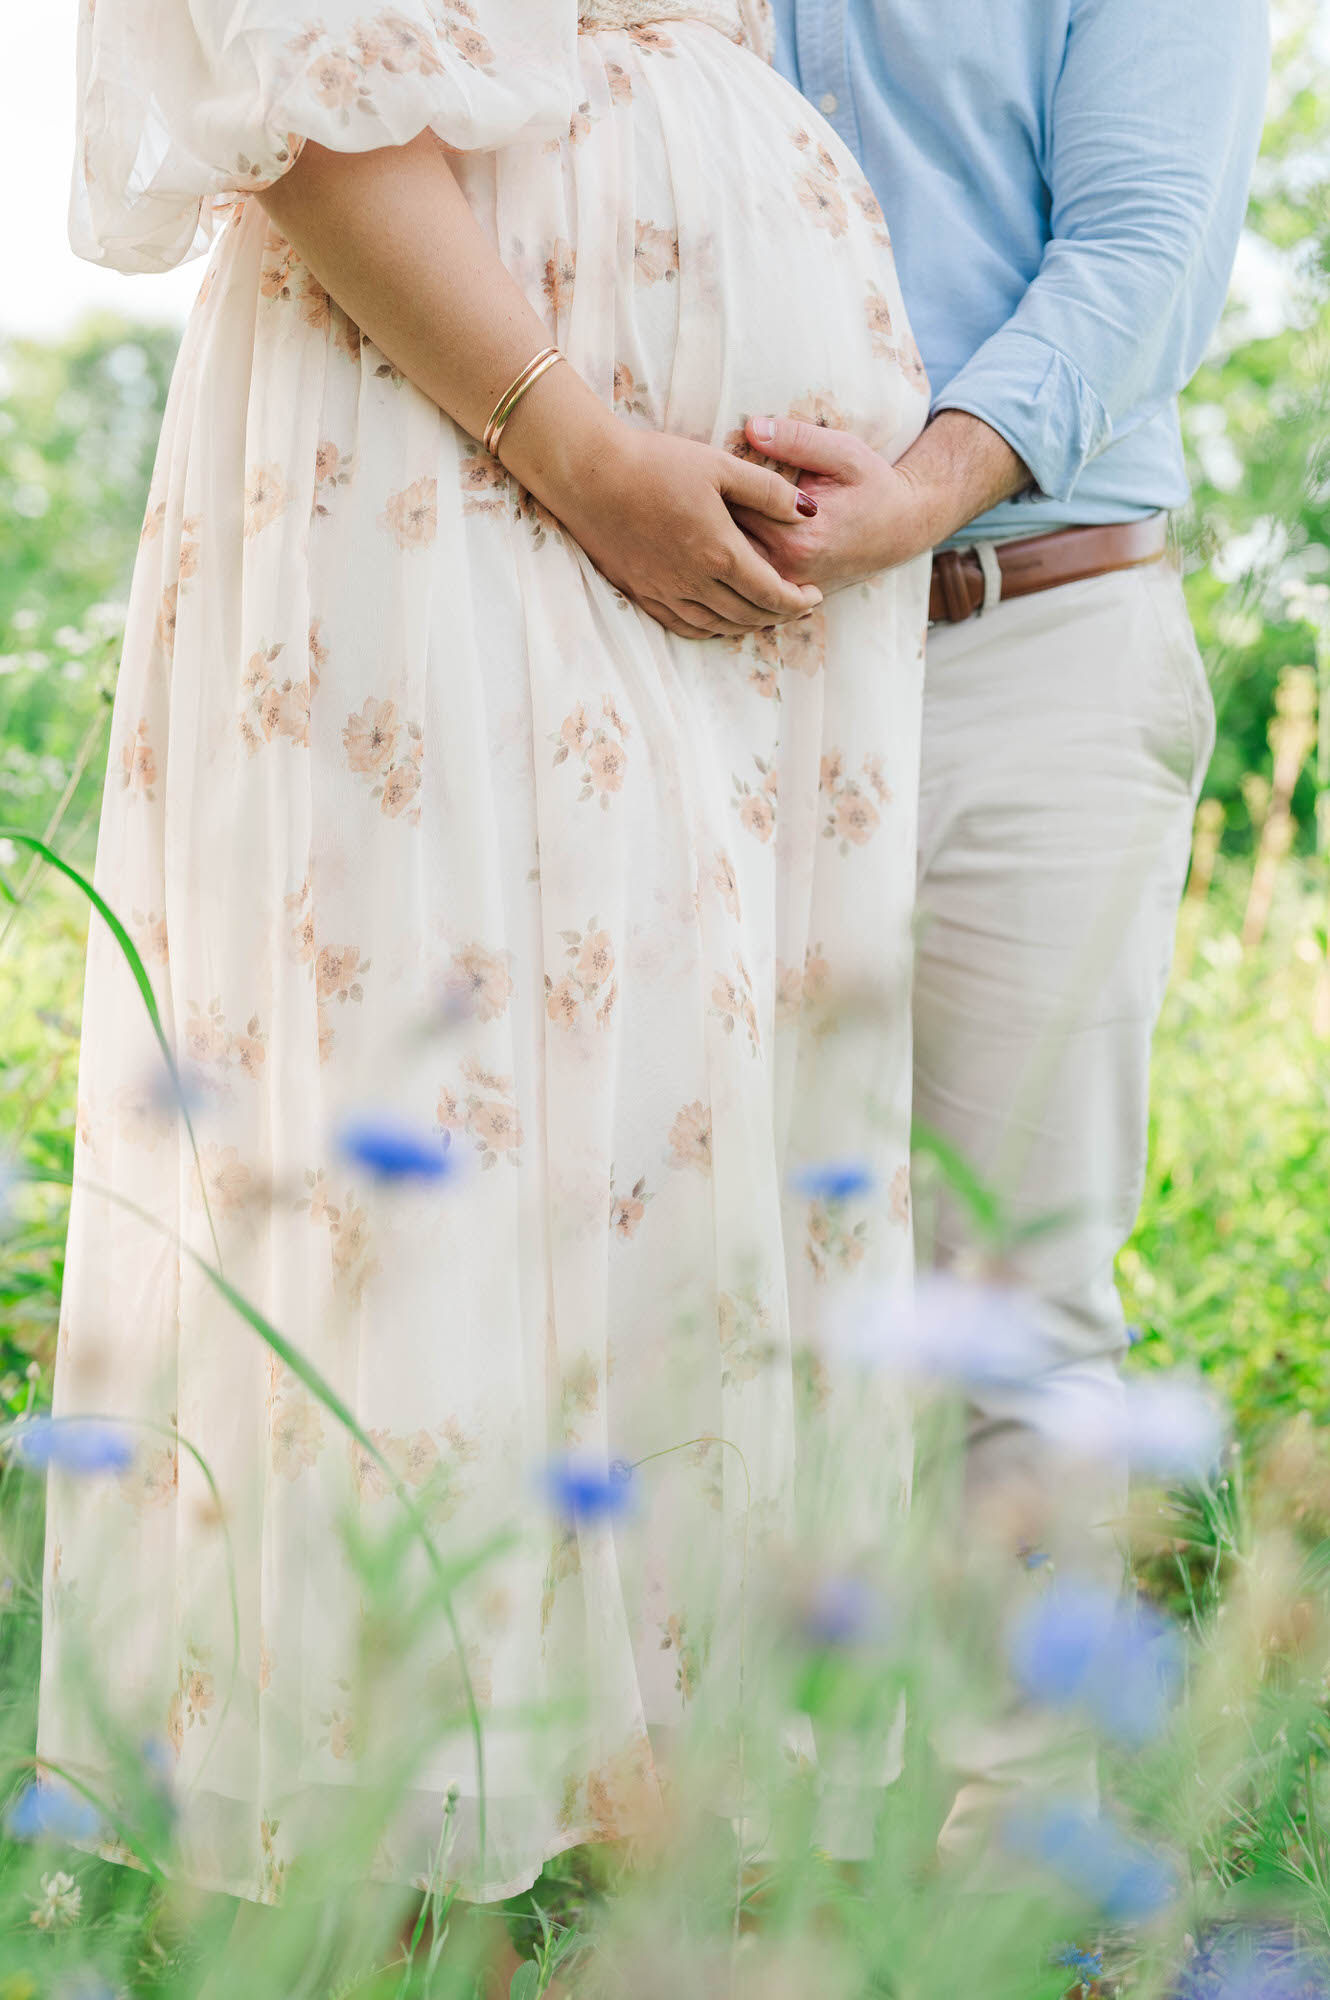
895,411,1032,550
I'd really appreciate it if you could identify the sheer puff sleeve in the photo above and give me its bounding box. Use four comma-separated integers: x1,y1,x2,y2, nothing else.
70,0,583,274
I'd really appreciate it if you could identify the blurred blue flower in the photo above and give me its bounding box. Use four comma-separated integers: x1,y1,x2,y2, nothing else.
55,1978,121,2000
836,1274,1056,1387
1172,1927,1330,2000
7,1418,134,1476
0,1153,18,1233
1020,1545,1053,1571
788,1160,877,1203
6,1777,102,1844
800,1574,891,1649
1055,1945,1104,1980
336,1113,455,1182
545,1457,634,1521
1003,1804,1177,1922
1028,1371,1226,1484
1007,1583,1184,1746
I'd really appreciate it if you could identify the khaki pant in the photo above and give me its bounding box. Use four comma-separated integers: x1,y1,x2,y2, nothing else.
912,556,1215,1859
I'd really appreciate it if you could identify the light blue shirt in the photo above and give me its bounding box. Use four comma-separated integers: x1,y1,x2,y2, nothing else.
772,0,1270,540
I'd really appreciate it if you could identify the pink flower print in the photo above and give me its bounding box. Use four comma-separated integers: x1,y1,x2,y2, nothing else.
613,363,651,420
852,181,891,247
177,519,201,580
271,1395,324,1478
552,696,632,804
312,441,353,518
157,553,191,650
448,943,513,1022
739,792,775,842
666,1101,712,1174
437,1082,465,1131
609,1173,651,1241
717,1287,773,1386
576,928,614,988
560,705,592,755
244,462,288,538
460,449,507,516
796,168,848,237
865,283,895,356
774,960,803,1024
790,391,850,433
184,998,229,1069
822,752,888,851
711,960,760,1055
470,1096,522,1155
192,1143,252,1214
382,10,448,73
890,1164,911,1225
778,610,826,678
442,14,495,68
121,1442,178,1510
605,58,633,102
633,222,679,285
316,944,368,1005
733,757,778,844
542,240,577,316
545,976,580,1029
140,500,166,542
834,790,880,845
307,618,328,690
711,850,741,920
380,477,438,550
379,758,421,819
120,718,157,800
307,51,360,108
627,24,675,51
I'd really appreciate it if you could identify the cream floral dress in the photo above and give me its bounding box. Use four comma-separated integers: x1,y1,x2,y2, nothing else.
39,0,930,1903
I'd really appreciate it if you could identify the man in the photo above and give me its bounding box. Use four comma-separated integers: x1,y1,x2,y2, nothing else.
742,0,1270,1858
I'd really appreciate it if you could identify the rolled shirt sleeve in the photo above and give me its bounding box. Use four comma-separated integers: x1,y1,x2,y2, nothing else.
934,0,1270,502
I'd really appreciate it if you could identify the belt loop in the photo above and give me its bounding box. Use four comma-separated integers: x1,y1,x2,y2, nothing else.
976,542,1002,616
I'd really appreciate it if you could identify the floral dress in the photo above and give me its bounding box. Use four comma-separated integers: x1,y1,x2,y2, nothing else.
40,0,930,1903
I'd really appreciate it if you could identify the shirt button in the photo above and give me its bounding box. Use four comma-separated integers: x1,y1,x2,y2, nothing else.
819,91,839,115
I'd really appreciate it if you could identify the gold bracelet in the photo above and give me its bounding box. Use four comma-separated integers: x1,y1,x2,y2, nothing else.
483,347,563,460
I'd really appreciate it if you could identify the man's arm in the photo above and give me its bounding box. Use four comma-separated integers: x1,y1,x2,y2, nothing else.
739,0,1269,589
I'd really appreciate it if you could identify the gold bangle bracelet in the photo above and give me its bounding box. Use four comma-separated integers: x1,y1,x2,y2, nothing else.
483,347,563,460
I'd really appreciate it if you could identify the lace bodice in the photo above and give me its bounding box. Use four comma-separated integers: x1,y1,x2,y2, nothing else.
579,0,771,57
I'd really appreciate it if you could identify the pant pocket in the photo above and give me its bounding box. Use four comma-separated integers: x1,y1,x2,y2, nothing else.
1139,565,1215,795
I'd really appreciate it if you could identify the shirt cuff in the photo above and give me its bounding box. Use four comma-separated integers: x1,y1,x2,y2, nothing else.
932,328,1112,504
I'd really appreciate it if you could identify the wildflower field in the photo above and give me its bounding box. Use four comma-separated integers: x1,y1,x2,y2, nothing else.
1,11,1329,1997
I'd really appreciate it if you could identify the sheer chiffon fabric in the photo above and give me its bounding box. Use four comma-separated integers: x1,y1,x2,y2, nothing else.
42,0,930,1902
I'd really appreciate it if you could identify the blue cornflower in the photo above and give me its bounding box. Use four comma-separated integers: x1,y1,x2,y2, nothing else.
6,1778,102,1844
1007,1582,1184,1746
336,1113,455,1182
545,1456,634,1522
800,1574,889,1649
1173,1928,1330,2000
1054,1944,1104,1980
6,1418,134,1476
788,1159,877,1203
1003,1804,1177,1923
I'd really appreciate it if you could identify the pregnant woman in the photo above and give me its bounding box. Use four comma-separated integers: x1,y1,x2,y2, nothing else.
39,0,929,1914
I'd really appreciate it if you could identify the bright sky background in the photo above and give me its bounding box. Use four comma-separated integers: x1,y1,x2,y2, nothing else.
5,9,202,336
1,7,1324,343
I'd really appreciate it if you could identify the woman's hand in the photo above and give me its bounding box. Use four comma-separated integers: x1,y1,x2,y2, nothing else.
504,389,824,640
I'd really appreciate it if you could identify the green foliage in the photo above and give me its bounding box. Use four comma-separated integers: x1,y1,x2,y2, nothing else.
1121,864,1330,1437
1178,0,1330,848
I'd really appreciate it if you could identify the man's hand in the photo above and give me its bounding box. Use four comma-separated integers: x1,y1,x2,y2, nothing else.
731,410,1033,593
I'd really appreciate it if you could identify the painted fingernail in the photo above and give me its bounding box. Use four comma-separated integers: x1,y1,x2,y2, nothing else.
796,490,818,518
750,416,776,444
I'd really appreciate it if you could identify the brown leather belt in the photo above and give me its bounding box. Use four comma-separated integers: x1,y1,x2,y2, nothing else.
929,514,1170,625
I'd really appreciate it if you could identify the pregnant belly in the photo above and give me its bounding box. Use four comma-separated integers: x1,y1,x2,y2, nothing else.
469,23,929,465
